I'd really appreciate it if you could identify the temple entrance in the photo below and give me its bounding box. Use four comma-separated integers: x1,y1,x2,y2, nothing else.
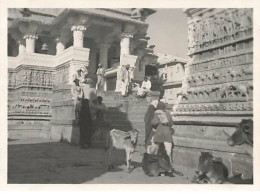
145,65,158,77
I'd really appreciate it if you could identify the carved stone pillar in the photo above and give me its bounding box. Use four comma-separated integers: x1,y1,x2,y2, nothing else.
99,43,111,69
120,32,133,63
71,25,87,47
23,34,38,53
17,39,26,55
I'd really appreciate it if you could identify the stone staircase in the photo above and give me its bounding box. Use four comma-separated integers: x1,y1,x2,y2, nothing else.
97,91,152,148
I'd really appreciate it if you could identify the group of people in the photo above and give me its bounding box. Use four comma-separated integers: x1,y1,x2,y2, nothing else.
72,62,166,150
120,64,152,98
71,65,107,149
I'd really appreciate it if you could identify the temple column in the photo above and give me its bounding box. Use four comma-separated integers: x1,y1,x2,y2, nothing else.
99,43,111,69
23,34,38,53
17,39,26,55
115,33,133,91
120,32,133,63
71,25,87,47
99,43,111,91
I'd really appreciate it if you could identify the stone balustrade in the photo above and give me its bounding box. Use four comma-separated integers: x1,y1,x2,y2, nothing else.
8,46,90,121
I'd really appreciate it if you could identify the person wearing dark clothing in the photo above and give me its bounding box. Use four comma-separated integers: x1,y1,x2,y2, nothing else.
79,78,97,149
144,100,159,148
145,101,167,148
79,98,92,148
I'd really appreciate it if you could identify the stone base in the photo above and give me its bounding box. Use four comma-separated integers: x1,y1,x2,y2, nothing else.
50,119,80,144
172,146,253,179
172,124,253,179
8,119,51,140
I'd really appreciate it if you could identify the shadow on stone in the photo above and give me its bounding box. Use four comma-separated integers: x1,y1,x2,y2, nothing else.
8,142,126,184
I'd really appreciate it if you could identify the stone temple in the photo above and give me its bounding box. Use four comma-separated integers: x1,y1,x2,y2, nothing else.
8,8,253,177
8,8,158,140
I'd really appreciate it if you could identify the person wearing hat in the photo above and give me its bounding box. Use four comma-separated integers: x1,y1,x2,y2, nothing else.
121,64,131,97
96,63,105,90
76,69,84,84
71,74,83,124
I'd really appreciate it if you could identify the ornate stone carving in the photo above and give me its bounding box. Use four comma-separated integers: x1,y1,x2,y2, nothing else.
187,9,253,54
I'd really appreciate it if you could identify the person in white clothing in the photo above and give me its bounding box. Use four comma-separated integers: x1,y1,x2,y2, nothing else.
121,64,131,97
137,76,151,98
96,63,105,90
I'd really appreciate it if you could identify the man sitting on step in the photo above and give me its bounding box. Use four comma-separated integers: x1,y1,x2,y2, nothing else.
133,76,152,98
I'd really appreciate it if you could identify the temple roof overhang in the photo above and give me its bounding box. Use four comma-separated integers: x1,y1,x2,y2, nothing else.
8,8,154,29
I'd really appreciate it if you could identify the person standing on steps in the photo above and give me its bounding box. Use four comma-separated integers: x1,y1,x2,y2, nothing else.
121,64,131,97
79,77,97,149
96,63,105,91
71,74,83,125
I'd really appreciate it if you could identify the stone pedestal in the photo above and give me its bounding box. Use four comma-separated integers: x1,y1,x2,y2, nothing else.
51,84,79,143
50,47,90,144
55,37,66,55
17,40,26,55
173,8,253,177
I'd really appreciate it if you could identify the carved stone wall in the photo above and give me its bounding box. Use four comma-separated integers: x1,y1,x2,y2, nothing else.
172,9,253,177
8,66,54,117
8,46,90,141
176,8,253,115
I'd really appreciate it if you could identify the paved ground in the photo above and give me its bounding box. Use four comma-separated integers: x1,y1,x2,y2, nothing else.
8,138,195,184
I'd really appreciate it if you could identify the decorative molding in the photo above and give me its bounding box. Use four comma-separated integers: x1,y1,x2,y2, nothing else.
23,33,38,40
71,25,87,32
121,32,134,39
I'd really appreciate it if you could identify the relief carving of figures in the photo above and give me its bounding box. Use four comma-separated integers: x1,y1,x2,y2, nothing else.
41,72,45,85
25,69,31,84
188,9,252,53
239,9,253,31
188,23,195,49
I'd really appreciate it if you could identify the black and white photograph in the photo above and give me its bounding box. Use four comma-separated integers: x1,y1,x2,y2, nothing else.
1,0,259,190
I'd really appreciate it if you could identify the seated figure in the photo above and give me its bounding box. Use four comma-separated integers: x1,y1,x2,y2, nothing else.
136,76,152,98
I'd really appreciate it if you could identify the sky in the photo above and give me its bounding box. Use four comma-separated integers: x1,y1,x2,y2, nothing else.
146,9,188,58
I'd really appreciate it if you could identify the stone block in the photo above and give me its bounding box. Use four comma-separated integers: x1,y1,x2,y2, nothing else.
50,123,80,144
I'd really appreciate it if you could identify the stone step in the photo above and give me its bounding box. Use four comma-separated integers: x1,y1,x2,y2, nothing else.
105,110,147,116
105,119,144,125
109,124,145,131
8,129,51,140
8,124,43,130
105,113,145,118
